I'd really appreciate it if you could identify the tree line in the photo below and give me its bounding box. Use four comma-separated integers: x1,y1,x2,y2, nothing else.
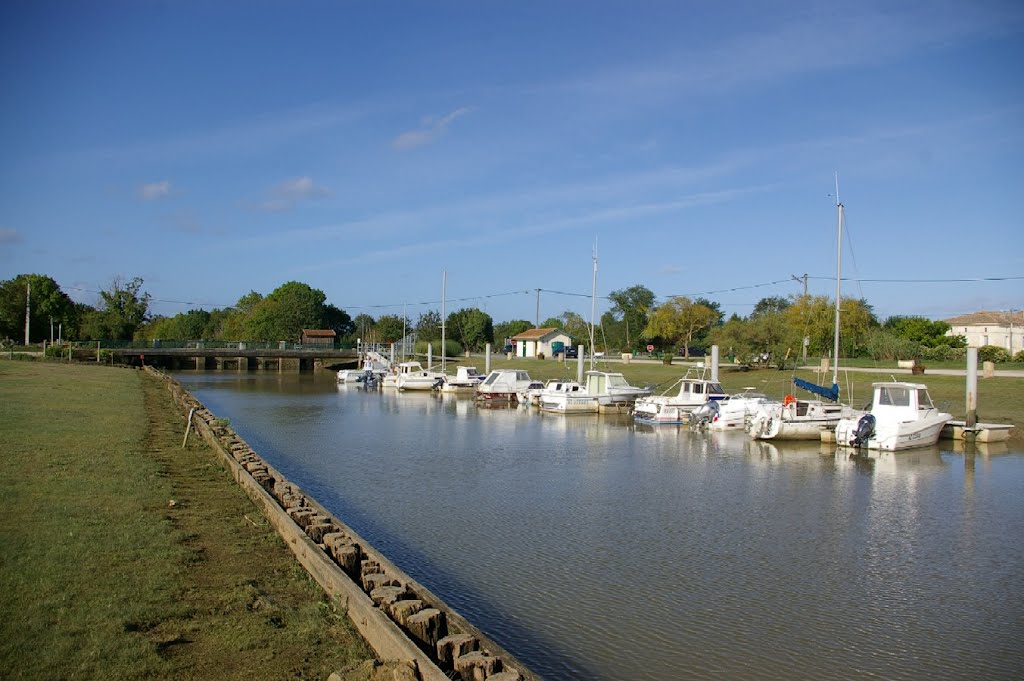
3,273,1001,363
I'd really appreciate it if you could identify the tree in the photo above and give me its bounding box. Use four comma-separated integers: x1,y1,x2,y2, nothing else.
446,307,494,352
351,314,377,343
493,319,532,346
0,274,78,343
374,314,408,343
642,296,717,358
322,303,354,337
607,285,656,351
884,316,964,349
83,276,151,340
541,311,589,345
751,296,791,318
415,310,442,342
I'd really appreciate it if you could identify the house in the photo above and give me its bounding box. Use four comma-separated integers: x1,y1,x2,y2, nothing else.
944,311,1023,355
510,327,573,359
301,329,337,347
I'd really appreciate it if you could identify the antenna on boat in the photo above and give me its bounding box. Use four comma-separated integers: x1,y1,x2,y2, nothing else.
441,270,447,373
590,242,598,371
833,172,842,389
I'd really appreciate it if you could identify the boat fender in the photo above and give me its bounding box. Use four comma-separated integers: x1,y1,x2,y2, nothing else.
783,394,796,406
852,413,876,447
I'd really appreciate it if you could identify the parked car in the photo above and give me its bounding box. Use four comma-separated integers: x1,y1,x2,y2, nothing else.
564,346,578,358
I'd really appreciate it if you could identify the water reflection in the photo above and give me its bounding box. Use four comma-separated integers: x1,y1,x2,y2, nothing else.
175,372,1024,681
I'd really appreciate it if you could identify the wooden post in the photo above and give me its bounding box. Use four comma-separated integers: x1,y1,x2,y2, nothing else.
966,347,978,431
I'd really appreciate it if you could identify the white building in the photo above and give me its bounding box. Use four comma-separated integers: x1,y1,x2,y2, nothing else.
510,327,573,359
944,310,1023,355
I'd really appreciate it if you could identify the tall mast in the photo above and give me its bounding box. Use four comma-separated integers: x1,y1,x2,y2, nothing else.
441,271,447,372
832,174,842,388
590,244,597,370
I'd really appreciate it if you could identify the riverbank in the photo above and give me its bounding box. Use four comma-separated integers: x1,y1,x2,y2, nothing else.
0,361,379,679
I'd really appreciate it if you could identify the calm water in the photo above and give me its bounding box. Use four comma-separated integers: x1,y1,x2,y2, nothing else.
175,371,1024,680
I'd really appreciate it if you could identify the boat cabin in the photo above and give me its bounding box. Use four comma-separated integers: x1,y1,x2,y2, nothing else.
870,382,937,420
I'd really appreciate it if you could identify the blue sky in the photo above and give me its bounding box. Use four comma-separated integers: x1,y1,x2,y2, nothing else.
1,0,1021,327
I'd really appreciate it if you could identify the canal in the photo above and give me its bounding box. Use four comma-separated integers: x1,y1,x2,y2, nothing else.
175,371,1024,680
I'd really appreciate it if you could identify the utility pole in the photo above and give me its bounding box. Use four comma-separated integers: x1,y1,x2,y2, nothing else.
24,281,30,346
535,288,540,328
790,273,808,298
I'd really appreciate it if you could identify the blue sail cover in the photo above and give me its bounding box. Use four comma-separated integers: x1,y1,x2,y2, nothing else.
792,377,839,402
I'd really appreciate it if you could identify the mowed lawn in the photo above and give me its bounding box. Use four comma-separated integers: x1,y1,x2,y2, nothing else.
0,361,373,679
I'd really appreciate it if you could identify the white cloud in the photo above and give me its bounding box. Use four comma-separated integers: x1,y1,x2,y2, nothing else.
0,227,21,244
139,180,172,201
259,176,332,212
392,106,474,150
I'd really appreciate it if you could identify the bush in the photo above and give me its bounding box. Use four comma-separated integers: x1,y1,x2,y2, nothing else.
919,345,966,363
414,339,463,357
977,345,1012,363
1015,350,1024,363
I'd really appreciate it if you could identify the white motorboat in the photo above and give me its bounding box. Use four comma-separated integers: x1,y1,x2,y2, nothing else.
537,380,596,414
633,372,726,424
436,366,485,394
390,361,445,391
516,379,550,406
835,382,952,451
476,369,536,402
540,371,651,414
337,358,389,383
707,389,770,431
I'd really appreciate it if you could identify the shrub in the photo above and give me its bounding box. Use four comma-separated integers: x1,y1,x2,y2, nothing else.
1015,350,1024,363
977,345,1011,363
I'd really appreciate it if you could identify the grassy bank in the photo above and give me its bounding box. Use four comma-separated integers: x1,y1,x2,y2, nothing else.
0,361,375,679
481,356,1023,444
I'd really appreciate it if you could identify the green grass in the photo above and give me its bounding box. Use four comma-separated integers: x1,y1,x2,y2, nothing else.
0,361,373,679
481,356,1023,443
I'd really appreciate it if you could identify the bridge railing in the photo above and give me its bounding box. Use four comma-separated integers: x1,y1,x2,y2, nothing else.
70,339,357,351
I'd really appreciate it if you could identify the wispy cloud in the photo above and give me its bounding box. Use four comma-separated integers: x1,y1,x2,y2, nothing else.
392,107,474,150
139,180,173,201
0,227,21,244
259,176,332,212
566,3,1024,100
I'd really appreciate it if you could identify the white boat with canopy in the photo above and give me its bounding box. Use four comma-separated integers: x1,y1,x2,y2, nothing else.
835,382,952,451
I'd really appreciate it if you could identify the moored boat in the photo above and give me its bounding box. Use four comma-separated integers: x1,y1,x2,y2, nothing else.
835,381,953,451
476,369,536,402
633,371,726,424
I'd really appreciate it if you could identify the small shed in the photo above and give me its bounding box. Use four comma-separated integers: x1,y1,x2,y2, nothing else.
301,329,337,347
511,327,573,359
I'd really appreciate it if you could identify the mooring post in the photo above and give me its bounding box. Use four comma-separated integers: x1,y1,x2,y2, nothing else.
485,343,491,373
577,345,584,383
966,347,978,434
427,343,433,370
711,345,720,383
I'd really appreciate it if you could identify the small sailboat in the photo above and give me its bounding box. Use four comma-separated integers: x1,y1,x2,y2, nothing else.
748,178,859,440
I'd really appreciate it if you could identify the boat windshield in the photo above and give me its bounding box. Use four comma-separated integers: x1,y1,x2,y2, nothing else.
877,386,911,407
483,373,500,386
607,375,630,388
709,383,725,394
917,388,935,410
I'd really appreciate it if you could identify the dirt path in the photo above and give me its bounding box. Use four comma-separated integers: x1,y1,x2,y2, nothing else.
138,374,376,679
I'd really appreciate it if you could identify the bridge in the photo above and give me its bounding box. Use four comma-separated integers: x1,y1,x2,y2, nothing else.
75,341,361,372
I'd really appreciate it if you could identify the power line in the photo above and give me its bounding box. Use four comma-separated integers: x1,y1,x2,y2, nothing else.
60,274,1023,315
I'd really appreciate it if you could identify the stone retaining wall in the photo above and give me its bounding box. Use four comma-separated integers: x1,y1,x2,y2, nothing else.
147,367,539,681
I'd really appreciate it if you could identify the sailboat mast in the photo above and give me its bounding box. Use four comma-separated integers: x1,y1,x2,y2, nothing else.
441,270,447,372
590,246,597,370
832,175,842,388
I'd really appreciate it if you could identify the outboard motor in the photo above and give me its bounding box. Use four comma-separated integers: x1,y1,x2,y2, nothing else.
852,413,876,447
690,400,720,429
